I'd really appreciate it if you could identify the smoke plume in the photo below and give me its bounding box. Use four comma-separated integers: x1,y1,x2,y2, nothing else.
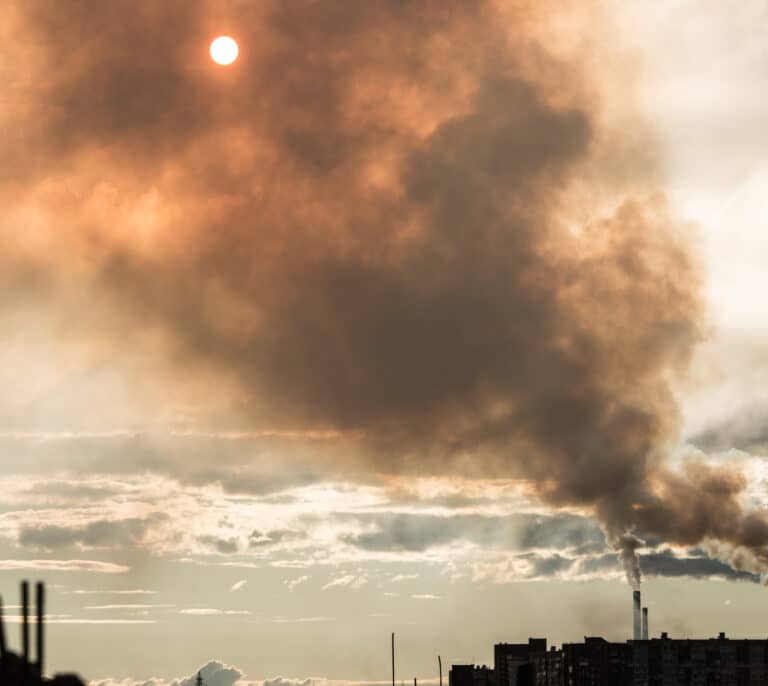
2,0,768,579
617,534,644,590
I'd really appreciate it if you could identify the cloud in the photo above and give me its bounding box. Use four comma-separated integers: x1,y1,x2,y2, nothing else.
249,529,304,548
340,512,604,554
3,617,155,625
179,609,251,616
2,0,766,580
0,559,128,573
173,662,243,686
321,574,368,591
197,535,240,555
18,516,164,550
72,589,156,595
271,617,333,624
229,579,247,592
284,576,309,592
85,604,174,610
689,403,768,454
262,679,312,686
17,479,127,501
411,594,440,600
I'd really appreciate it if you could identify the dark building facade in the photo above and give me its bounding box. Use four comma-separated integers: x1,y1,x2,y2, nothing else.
633,632,768,686
561,636,633,686
450,664,495,686
495,639,548,686
486,635,768,686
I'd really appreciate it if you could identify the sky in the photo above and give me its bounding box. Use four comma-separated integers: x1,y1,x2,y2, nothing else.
1,1,768,684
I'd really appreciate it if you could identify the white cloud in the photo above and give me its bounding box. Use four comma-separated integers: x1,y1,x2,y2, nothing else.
90,669,417,686
86,604,174,610
4,617,156,624
284,576,309,592
411,594,440,600
179,609,251,616
321,574,367,591
390,574,418,583
172,661,244,686
73,589,156,595
0,559,129,573
230,579,248,592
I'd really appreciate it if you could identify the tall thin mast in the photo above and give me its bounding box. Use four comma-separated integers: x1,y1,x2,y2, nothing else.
391,633,395,686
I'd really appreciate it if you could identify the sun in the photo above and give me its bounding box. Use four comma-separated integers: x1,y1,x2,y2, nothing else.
210,36,239,66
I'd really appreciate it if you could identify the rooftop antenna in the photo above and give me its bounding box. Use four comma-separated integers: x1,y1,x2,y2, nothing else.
438,656,443,686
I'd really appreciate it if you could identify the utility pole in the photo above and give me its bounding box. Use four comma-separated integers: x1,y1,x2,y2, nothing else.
391,633,395,686
438,656,443,686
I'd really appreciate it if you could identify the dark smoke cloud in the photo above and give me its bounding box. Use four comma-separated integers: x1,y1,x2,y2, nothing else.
2,0,768,579
579,549,760,584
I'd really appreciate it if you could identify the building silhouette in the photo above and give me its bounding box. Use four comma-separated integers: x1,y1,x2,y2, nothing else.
0,581,85,686
494,639,547,686
449,592,768,686
452,633,768,686
449,588,768,685
449,663,494,686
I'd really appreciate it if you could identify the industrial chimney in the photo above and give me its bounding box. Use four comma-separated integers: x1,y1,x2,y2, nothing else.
21,580,30,666
632,590,641,640
642,607,648,641
36,581,45,678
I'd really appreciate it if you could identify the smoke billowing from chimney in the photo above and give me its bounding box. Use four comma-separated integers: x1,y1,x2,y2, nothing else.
2,1,768,580
618,533,644,590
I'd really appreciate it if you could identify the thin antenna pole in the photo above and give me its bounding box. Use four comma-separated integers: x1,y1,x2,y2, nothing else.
438,656,443,686
414,678,417,686
391,633,395,686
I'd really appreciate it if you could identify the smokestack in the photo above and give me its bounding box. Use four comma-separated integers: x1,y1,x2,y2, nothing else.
21,580,30,665
0,595,6,657
36,581,45,678
633,590,641,640
642,607,648,641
